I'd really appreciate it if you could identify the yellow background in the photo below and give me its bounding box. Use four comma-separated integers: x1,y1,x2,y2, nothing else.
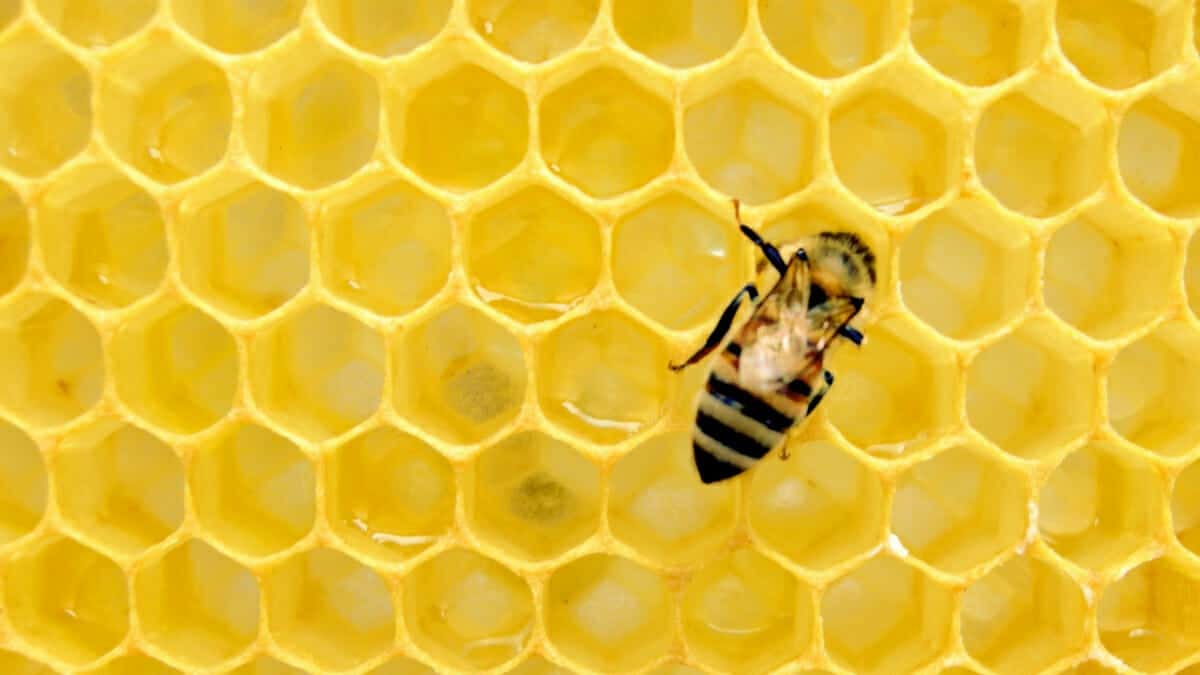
0,0,1198,673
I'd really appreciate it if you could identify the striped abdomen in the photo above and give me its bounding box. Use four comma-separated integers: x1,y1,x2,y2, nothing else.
691,343,824,483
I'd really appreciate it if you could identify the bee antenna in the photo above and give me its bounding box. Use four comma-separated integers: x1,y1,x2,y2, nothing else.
732,198,743,224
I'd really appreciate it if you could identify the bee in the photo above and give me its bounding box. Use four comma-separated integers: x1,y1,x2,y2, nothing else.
669,200,876,483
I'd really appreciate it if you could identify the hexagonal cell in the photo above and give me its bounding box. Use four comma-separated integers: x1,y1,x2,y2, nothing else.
759,0,903,78
82,654,181,675
403,548,533,669
966,319,1094,459
537,310,668,444
1107,323,1200,456
170,0,303,54
368,657,436,675
466,431,600,561
609,432,736,566
0,181,28,298
824,315,958,455
54,420,184,557
900,198,1031,340
0,27,90,177
468,186,601,323
612,192,743,330
316,0,450,56
38,164,166,308
830,74,958,215
4,537,128,666
318,176,451,317
0,292,103,429
544,554,671,671
1098,556,1200,672
251,304,384,441
822,555,955,674
327,426,454,563
98,34,231,184
177,176,308,320
1045,200,1174,340
1174,460,1200,556
1057,0,1187,90
747,440,884,570
191,422,315,558
681,549,809,673
540,67,674,198
394,63,527,192
1040,442,1164,571
612,0,745,68
265,548,395,671
892,444,1028,574
243,38,378,189
1118,81,1200,218
470,0,598,63
134,539,259,668
0,650,54,675
34,0,152,45
912,0,1046,87
975,75,1108,218
110,300,237,434
229,657,305,675
393,303,524,444
0,419,46,546
683,80,816,204
961,554,1088,674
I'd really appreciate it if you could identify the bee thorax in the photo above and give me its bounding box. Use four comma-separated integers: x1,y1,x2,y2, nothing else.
737,330,805,393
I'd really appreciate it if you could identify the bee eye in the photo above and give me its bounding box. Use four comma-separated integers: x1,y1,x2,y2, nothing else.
808,284,828,308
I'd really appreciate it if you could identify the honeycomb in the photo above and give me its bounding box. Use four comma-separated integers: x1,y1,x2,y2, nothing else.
1,0,1200,673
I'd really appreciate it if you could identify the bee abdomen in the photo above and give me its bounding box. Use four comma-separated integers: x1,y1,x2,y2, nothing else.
705,376,793,431
692,373,793,483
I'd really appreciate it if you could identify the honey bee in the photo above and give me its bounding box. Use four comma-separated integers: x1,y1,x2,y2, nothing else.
670,201,876,483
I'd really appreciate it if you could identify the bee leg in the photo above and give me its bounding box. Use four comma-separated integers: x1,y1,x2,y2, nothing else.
806,371,835,416
838,326,864,346
780,443,790,461
669,283,759,371
739,224,788,274
733,198,788,274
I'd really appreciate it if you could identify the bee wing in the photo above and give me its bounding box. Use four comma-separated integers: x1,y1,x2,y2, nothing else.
755,250,812,320
809,296,865,352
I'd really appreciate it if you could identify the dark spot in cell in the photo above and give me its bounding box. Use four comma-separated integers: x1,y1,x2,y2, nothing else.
511,472,570,521
445,361,515,423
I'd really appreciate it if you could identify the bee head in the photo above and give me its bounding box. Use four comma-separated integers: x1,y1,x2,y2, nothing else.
777,231,876,340
752,229,877,331
806,231,876,299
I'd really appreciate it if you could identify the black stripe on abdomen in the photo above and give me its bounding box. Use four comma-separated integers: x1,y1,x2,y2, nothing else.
693,443,745,483
696,410,772,460
705,375,794,432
